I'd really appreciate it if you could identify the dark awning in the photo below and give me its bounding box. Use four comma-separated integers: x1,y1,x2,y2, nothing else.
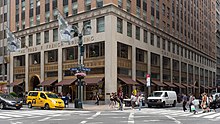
56,79,77,86
83,77,104,85
152,80,166,87
200,85,205,88
173,83,185,88
189,84,199,89
39,79,57,86
181,83,189,88
118,76,138,85
10,79,24,86
163,82,176,88
136,79,146,85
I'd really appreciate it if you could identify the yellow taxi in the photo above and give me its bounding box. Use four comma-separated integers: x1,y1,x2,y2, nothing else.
26,91,64,110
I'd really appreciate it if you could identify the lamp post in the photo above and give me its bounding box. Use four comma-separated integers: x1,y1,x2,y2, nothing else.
72,25,91,108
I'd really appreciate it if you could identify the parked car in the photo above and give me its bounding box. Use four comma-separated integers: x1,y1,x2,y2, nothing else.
147,91,177,108
0,93,23,110
26,91,64,110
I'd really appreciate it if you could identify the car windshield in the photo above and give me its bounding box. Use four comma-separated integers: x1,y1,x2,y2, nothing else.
46,93,58,98
0,94,15,99
151,92,163,97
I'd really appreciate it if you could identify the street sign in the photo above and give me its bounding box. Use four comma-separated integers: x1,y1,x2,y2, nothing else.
146,74,151,87
82,67,91,72
70,68,78,71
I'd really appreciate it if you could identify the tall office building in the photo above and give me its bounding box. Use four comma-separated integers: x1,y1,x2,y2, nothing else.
216,0,220,89
0,0,9,92
9,0,216,102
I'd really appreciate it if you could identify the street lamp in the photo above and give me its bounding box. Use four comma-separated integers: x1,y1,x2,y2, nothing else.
72,24,91,108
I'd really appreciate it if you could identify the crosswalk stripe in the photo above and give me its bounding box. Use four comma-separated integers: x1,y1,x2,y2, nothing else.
191,112,215,117
203,113,220,118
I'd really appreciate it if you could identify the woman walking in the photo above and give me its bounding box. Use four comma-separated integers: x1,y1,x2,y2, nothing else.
137,94,144,111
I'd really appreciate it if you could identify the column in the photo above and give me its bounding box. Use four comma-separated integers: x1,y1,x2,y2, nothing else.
58,47,62,82
104,15,117,104
147,52,151,95
186,63,189,94
160,55,163,90
25,53,28,92
170,58,173,90
179,60,182,93
40,51,44,83
198,67,200,95
132,46,136,90
9,52,14,93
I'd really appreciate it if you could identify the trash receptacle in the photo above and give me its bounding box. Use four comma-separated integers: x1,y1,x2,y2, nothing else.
74,99,79,108
74,99,83,108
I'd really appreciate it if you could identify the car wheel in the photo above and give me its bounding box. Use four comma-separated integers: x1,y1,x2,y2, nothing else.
172,101,176,107
44,104,50,110
28,102,32,108
16,107,21,110
0,103,5,110
161,102,165,108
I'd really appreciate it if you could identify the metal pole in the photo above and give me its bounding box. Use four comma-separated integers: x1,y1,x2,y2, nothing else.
77,33,83,108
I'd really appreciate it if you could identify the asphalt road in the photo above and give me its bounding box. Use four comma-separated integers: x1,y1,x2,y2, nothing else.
0,107,220,124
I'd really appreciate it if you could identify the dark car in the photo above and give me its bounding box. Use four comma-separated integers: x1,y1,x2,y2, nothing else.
0,93,23,110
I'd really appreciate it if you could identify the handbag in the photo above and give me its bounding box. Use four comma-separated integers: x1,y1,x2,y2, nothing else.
135,101,139,105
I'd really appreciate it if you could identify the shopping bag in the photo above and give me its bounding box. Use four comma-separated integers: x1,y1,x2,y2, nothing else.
191,105,195,111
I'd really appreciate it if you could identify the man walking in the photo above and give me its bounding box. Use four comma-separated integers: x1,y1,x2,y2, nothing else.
182,94,188,112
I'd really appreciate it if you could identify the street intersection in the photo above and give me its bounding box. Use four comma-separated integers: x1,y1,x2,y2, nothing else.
0,106,220,124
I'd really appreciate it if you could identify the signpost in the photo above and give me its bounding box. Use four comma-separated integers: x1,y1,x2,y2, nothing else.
146,74,151,87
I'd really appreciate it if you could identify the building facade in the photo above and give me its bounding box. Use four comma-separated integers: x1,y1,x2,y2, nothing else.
0,0,9,92
9,0,216,102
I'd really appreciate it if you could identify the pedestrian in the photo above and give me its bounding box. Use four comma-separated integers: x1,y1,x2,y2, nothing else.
114,94,123,110
212,95,218,112
182,94,188,112
189,94,195,112
137,94,144,111
201,93,208,113
109,92,115,108
209,95,214,112
192,99,199,114
131,93,137,110
95,93,100,105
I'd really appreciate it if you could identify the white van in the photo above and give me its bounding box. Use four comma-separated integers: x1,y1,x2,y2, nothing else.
147,91,177,108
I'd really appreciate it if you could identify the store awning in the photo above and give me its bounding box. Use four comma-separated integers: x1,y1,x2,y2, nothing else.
200,85,205,88
56,79,77,86
136,79,146,85
151,80,166,87
39,79,57,86
118,76,138,85
181,83,189,88
173,83,185,88
83,77,104,85
189,84,199,89
10,80,24,86
163,82,176,88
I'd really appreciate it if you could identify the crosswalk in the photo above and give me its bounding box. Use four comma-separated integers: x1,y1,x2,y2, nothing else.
0,109,92,121
123,108,220,121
